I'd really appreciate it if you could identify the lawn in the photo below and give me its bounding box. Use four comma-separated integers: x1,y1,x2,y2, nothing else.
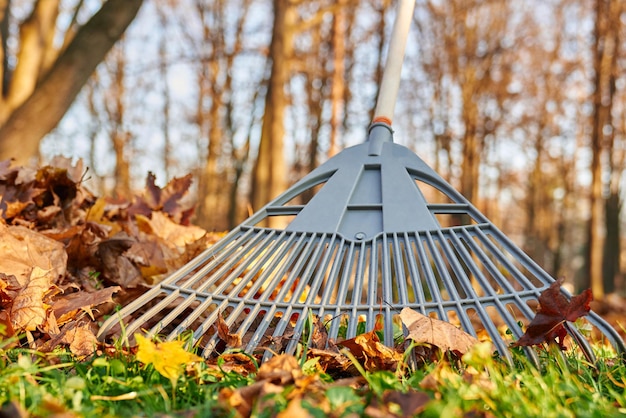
1,324,625,418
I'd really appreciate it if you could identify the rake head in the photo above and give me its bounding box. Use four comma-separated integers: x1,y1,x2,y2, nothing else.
98,124,625,364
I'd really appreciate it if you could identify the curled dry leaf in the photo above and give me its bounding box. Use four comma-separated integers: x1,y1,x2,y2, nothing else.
0,223,67,331
309,315,329,349
400,307,478,355
10,266,54,331
256,353,304,385
62,324,100,357
338,315,404,371
216,311,243,348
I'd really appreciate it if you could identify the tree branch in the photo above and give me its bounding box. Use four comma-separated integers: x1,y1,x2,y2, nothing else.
0,0,144,164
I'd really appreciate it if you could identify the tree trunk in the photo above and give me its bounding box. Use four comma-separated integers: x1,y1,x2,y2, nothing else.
249,0,292,227
0,0,144,164
603,190,620,294
0,0,9,97
107,44,131,198
328,0,346,158
585,0,619,297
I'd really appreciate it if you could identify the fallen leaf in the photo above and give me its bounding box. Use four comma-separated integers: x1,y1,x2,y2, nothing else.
39,322,99,357
308,348,357,377
513,279,592,350
123,239,169,279
309,315,329,349
129,172,195,224
400,308,478,355
135,334,202,386
210,352,258,375
338,315,404,371
256,354,303,385
62,324,99,356
216,311,242,348
0,223,67,287
85,197,122,236
136,211,206,250
219,382,265,418
51,286,120,325
10,266,54,331
96,234,144,287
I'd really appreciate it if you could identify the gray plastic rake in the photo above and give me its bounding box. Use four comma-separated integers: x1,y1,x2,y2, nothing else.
98,0,624,364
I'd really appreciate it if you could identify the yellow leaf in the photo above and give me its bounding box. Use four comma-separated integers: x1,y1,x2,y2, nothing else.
135,334,202,385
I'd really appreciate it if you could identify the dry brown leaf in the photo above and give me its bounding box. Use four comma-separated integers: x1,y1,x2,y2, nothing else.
123,240,169,279
0,223,67,287
51,286,120,325
340,333,403,371
210,352,258,375
96,234,144,287
338,316,403,371
10,266,54,331
40,322,99,357
216,311,242,348
310,315,329,349
400,307,478,355
256,354,303,385
136,211,206,250
308,348,357,376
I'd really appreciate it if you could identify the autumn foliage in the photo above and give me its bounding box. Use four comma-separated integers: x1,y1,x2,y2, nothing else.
0,158,218,354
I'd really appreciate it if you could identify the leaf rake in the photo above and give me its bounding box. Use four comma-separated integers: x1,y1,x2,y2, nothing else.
98,0,625,364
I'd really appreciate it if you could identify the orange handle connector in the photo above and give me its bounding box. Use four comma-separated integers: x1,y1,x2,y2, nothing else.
372,116,393,126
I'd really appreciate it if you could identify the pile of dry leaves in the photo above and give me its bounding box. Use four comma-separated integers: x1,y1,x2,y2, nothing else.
0,158,220,355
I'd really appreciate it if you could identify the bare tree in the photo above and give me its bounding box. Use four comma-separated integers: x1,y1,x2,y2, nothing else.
0,0,144,164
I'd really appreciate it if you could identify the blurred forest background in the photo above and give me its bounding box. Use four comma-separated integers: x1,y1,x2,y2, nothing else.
0,0,624,298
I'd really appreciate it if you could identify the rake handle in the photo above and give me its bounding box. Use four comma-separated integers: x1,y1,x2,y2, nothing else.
372,0,415,126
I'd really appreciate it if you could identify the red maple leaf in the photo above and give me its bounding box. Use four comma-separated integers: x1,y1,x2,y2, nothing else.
513,279,593,350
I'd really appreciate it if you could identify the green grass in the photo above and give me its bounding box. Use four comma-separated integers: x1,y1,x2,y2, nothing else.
1,336,625,417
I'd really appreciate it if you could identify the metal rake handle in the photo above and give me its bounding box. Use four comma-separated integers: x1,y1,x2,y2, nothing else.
373,0,415,126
